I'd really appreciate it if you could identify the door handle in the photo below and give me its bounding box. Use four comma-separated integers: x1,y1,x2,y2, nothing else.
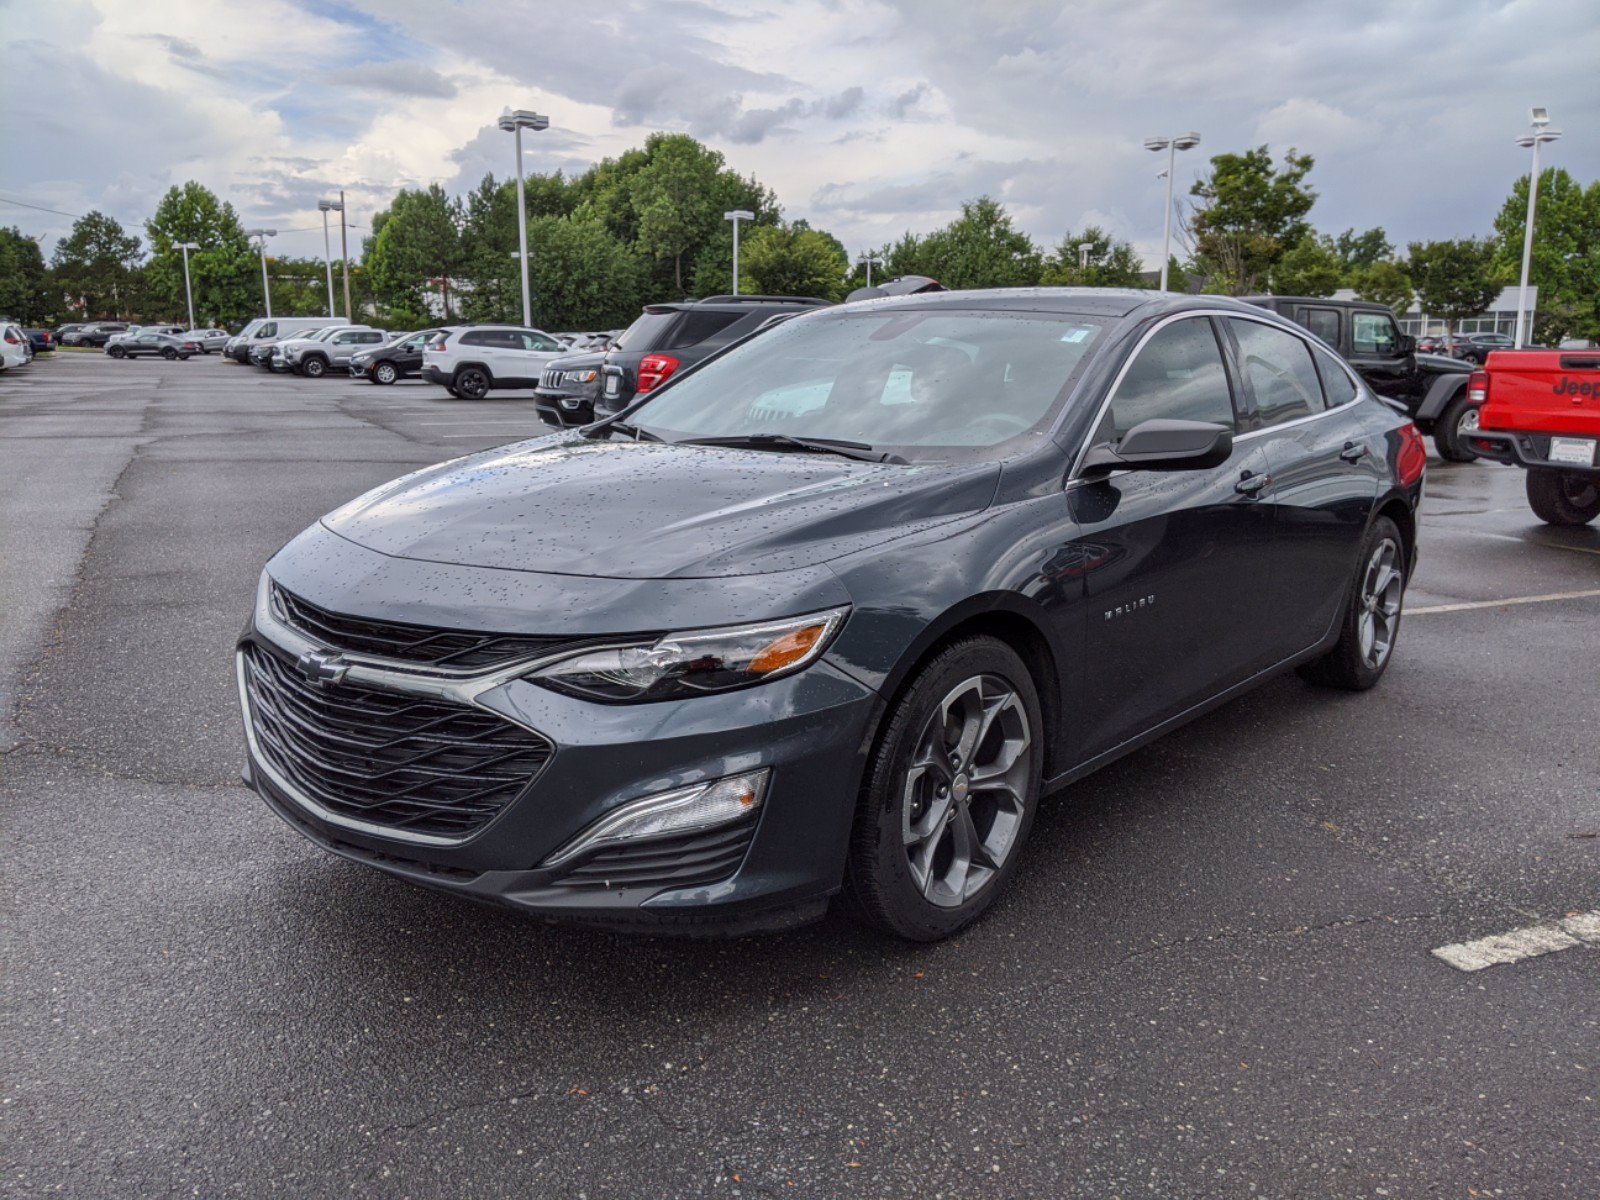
1339,441,1369,463
1235,471,1270,497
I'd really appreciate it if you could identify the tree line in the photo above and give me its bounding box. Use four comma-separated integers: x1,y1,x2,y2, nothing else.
3,134,1595,343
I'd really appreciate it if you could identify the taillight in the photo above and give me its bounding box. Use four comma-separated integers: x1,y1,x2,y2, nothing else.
1466,370,1488,404
1396,422,1426,487
636,353,680,393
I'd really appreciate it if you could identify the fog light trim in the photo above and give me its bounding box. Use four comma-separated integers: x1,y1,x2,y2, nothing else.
540,769,770,869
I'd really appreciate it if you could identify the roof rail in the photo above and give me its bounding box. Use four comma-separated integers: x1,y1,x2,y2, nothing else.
695,294,833,306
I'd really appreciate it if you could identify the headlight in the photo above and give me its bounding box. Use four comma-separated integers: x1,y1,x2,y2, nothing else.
530,608,848,703
565,369,597,384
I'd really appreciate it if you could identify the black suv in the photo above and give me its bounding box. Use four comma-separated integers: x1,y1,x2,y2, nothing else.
568,295,832,424
1244,296,1477,460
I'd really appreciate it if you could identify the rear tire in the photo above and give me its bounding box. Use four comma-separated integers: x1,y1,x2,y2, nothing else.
844,636,1043,941
1432,393,1481,462
1526,469,1600,526
302,356,327,379
161,347,178,360
454,367,490,400
373,362,398,385
1297,516,1406,691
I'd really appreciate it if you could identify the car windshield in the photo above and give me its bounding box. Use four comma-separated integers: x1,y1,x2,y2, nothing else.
627,309,1104,461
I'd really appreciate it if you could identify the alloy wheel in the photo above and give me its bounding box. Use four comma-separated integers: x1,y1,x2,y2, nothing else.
456,369,488,399
902,674,1032,908
374,362,397,384
1357,537,1403,670
1457,405,1480,437
303,358,325,378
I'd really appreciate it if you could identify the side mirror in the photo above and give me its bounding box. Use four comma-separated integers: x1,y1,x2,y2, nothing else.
1081,418,1234,475
1398,334,1417,355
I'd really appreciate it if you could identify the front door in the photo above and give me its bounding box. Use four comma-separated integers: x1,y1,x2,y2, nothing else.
1345,309,1420,407
1065,314,1279,760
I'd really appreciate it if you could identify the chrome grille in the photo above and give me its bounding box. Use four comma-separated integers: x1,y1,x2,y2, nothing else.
541,368,565,388
242,643,552,839
271,583,574,670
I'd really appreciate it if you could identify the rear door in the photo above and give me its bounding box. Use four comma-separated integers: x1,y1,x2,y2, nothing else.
1225,316,1379,654
1065,314,1278,759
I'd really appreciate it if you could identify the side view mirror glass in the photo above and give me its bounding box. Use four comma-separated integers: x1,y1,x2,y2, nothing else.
1081,418,1234,475
1398,334,1416,354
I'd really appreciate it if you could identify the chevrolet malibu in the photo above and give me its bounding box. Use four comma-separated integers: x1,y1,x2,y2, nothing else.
237,290,1425,941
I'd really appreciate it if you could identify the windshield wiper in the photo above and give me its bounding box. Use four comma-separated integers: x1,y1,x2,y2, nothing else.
585,419,662,442
677,433,906,464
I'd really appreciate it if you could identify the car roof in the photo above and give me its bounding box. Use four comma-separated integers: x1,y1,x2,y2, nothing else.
830,286,1238,320
1241,294,1393,312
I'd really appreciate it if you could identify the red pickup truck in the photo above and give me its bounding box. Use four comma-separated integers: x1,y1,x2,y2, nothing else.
1465,350,1600,525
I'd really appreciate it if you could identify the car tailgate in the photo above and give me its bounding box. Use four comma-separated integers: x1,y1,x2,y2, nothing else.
1479,350,1600,437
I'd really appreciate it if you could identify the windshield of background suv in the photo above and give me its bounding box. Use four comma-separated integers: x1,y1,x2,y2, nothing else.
611,310,680,351
629,310,1105,460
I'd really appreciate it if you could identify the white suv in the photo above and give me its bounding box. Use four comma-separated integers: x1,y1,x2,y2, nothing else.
421,325,565,399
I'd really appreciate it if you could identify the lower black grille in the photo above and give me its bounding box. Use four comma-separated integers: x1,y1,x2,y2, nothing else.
271,583,574,670
548,820,757,890
242,643,552,839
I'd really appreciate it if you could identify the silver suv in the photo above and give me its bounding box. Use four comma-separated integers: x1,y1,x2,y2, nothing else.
279,327,388,377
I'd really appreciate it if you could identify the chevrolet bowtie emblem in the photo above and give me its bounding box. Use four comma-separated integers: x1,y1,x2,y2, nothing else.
295,649,350,688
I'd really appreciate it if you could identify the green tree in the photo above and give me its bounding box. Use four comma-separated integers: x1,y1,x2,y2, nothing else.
144,181,258,324
1349,259,1414,315
1269,233,1344,296
365,184,464,321
1490,167,1600,343
739,223,849,300
1039,226,1145,287
902,197,1041,289
1406,238,1502,350
1187,146,1317,294
0,227,53,323
1330,227,1394,274
50,210,143,319
516,215,648,330
632,134,726,293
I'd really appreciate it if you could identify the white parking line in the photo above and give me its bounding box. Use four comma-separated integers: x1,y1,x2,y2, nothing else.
1407,588,1600,615
1433,911,1600,971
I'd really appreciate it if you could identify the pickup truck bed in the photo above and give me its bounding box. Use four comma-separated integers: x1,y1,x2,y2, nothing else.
1466,350,1600,525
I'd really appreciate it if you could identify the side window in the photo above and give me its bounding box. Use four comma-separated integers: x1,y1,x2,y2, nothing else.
526,332,563,352
671,310,743,349
1096,317,1236,441
1228,318,1325,427
258,323,277,338
1351,312,1400,355
358,332,382,344
1313,347,1360,407
1297,307,1341,346
459,330,498,348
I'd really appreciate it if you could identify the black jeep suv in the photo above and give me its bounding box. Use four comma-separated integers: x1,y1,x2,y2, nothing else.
1244,297,1477,460
550,295,832,426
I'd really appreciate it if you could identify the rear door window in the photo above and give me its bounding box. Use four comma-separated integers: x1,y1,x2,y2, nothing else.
1097,316,1237,441
1296,306,1341,346
1228,318,1326,427
612,310,681,352
670,310,744,349
1313,347,1360,407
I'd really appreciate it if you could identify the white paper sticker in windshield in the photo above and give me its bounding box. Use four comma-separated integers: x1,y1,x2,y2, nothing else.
1060,327,1094,344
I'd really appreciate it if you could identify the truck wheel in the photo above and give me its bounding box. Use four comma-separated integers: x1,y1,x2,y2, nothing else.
1297,516,1406,691
302,356,327,378
1433,394,1481,462
1526,469,1600,526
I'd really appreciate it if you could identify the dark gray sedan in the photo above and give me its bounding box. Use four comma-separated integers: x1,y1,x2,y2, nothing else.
107,332,201,360
237,289,1425,941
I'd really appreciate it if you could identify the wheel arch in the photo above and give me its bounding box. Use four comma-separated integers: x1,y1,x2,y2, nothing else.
1415,372,1468,422
1373,491,1416,573
451,360,494,383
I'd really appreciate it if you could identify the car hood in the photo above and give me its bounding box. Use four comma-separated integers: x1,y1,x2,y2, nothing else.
321,434,1000,579
549,350,606,371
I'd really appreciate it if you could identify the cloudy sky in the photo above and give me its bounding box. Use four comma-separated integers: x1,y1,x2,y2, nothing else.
2,0,1595,267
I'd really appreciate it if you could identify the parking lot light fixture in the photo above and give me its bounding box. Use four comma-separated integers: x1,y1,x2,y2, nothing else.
175,241,199,331
498,108,550,328
317,200,342,318
245,229,277,317
1076,241,1094,271
1144,132,1200,292
856,251,883,289
724,210,755,296
1513,108,1561,349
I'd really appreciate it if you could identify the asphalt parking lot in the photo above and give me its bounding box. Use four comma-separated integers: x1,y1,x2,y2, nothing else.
3,351,1596,1198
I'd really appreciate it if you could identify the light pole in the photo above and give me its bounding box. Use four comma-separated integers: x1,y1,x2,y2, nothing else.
856,251,883,288
245,229,277,317
339,189,351,319
724,209,754,295
498,108,550,328
1143,132,1200,291
1513,107,1561,349
176,241,199,330
317,199,341,317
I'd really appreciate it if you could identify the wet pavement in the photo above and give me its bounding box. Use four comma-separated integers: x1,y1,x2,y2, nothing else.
3,352,1596,1198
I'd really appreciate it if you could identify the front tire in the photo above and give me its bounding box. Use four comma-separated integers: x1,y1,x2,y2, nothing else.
109,346,125,358
1433,393,1481,462
1526,469,1600,526
301,356,327,379
453,367,490,399
1297,516,1406,691
373,362,398,385
845,637,1043,941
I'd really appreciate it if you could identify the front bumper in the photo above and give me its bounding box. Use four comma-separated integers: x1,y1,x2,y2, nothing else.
237,569,877,934
1466,428,1600,477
